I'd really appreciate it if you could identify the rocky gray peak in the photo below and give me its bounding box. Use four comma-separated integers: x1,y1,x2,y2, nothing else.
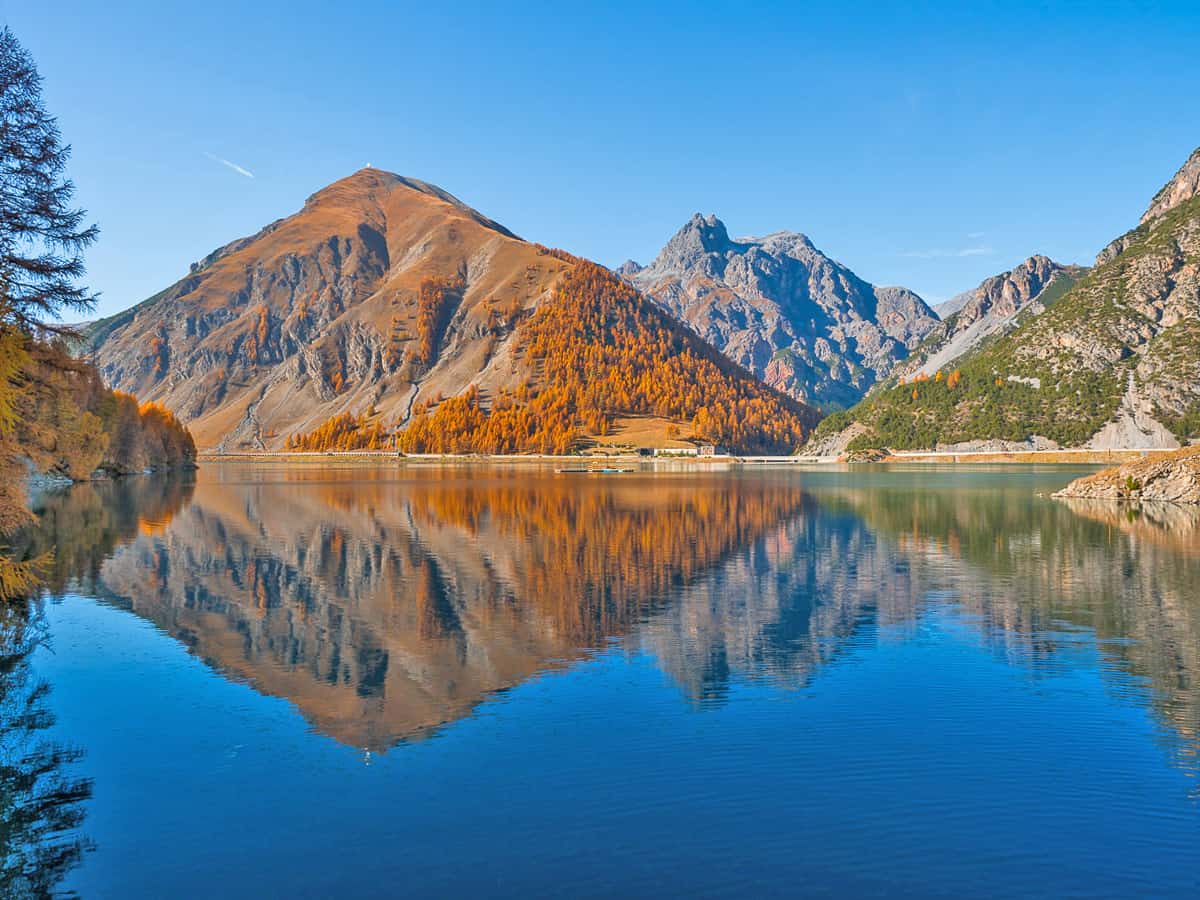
1141,146,1200,225
755,230,816,255
874,286,940,346
933,254,1071,335
614,259,643,277
893,255,1080,382
631,215,938,409
647,213,740,276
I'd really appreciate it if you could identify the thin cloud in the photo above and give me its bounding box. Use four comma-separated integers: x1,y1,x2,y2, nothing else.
205,152,255,179
966,231,986,239
899,246,994,259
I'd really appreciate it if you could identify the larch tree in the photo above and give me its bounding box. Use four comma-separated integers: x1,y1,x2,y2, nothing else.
0,26,98,334
0,26,98,596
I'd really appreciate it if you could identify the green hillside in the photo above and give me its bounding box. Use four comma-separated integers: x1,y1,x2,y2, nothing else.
811,194,1200,451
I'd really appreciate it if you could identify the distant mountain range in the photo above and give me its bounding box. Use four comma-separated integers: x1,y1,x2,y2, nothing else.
622,215,938,410
89,170,815,454
811,145,1200,453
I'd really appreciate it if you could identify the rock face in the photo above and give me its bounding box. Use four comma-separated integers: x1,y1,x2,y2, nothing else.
1054,446,1200,503
627,214,939,410
1099,146,1200,263
809,145,1200,452
1141,146,1200,226
896,255,1086,380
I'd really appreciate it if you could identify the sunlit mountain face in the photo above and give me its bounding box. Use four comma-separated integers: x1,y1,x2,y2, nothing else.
22,465,1200,771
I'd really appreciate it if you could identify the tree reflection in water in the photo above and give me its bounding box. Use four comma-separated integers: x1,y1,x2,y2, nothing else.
4,462,1200,889
0,601,92,898
0,473,194,897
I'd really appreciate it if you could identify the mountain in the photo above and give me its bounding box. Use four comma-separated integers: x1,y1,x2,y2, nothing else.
90,170,817,454
895,255,1086,380
625,214,939,410
809,145,1200,454
933,293,973,319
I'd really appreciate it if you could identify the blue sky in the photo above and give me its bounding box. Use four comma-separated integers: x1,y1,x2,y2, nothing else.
5,0,1199,318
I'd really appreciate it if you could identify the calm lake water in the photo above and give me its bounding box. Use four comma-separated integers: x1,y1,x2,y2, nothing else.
5,463,1200,897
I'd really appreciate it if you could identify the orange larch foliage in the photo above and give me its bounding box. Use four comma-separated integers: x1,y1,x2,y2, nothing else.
413,275,464,368
286,411,394,452
243,304,270,365
149,331,169,379
385,315,410,369
396,261,814,455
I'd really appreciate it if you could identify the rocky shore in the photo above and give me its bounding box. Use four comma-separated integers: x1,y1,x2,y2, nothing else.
1053,446,1200,504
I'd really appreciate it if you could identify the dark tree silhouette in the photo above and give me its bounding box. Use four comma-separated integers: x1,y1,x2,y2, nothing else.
0,26,98,332
0,602,93,896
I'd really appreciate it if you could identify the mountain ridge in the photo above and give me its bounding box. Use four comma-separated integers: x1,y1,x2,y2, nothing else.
626,214,939,410
892,254,1086,382
810,146,1200,454
90,169,816,454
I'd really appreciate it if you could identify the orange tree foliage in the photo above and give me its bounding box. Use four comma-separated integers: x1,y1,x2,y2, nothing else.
243,304,270,365
285,411,394,452
3,335,195,492
397,385,579,455
413,275,464,368
398,261,816,454
385,315,409,370
150,331,169,378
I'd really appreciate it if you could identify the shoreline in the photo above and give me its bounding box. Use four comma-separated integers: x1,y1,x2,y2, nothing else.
194,448,1172,466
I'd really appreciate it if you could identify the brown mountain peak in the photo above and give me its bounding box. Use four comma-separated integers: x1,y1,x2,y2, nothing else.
91,173,814,455
303,168,518,239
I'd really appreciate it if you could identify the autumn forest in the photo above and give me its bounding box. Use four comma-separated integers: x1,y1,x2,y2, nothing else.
289,261,817,456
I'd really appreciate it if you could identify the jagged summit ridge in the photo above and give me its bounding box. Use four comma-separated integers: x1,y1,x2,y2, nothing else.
893,254,1083,381
648,213,738,276
630,215,938,409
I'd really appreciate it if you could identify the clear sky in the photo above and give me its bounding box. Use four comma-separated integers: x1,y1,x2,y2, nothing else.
5,0,1199,318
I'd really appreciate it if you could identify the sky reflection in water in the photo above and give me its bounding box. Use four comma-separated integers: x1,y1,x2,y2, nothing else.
11,463,1200,898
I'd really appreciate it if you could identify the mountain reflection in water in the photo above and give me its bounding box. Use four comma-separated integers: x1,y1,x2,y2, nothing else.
22,463,1200,775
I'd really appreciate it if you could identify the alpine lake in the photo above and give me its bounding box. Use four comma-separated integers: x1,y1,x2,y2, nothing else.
5,461,1199,898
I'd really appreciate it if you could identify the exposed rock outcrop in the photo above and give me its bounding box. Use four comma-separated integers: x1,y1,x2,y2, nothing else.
1141,146,1200,226
1054,446,1200,503
1098,145,1200,263
896,255,1084,380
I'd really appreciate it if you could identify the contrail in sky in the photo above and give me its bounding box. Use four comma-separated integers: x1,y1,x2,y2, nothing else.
205,152,255,179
